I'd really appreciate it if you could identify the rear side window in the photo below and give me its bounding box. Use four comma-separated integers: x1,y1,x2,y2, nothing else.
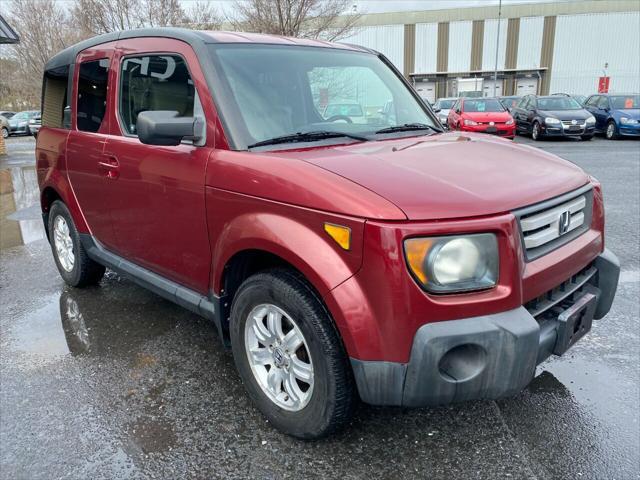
42,65,70,129
77,59,109,132
119,55,195,135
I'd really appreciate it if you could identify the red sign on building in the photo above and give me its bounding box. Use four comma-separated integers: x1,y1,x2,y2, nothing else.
598,76,610,93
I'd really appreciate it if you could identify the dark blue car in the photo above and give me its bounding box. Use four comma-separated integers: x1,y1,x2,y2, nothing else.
584,93,640,139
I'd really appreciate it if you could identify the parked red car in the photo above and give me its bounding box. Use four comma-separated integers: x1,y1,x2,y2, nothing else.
37,29,619,439
448,97,516,138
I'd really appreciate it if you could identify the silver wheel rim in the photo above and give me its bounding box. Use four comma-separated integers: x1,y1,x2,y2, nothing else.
244,304,314,411
607,123,614,138
532,123,539,139
53,215,75,272
1,128,7,138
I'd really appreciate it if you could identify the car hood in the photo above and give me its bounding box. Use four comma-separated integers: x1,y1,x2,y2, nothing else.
539,109,591,121
274,132,589,220
463,111,512,122
613,108,640,120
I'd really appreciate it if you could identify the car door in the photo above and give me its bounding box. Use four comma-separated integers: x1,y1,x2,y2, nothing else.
66,44,120,251
513,96,531,132
594,96,611,131
103,38,215,293
448,99,461,129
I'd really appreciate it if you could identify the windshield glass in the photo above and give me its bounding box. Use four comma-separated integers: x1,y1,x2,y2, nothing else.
610,95,640,109
209,45,438,149
437,99,455,109
538,97,582,110
463,99,505,112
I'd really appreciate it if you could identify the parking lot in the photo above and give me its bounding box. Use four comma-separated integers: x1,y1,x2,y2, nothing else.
1,134,638,479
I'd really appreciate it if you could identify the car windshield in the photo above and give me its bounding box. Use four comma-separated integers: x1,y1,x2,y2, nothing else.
438,99,456,109
538,97,582,110
13,112,28,120
463,99,505,112
610,95,640,109
209,44,438,149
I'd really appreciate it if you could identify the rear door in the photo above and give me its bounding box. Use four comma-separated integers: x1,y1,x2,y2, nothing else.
103,38,215,293
66,44,119,250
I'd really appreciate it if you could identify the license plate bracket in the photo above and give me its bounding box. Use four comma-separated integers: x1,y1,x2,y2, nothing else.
553,292,597,355
486,126,498,133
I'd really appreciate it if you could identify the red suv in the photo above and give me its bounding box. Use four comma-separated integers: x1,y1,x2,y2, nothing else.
37,29,619,439
448,97,516,138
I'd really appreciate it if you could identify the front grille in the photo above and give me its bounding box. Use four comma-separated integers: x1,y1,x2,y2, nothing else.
514,185,593,261
561,120,585,126
525,263,597,321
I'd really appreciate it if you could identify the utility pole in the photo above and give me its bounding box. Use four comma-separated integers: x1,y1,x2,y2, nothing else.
493,0,502,97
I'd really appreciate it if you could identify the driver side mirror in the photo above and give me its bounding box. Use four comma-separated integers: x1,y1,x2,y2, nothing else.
137,110,204,146
455,109,461,114
433,107,441,113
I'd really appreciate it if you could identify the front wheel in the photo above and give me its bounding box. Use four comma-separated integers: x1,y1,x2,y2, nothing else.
605,120,618,140
48,201,105,287
531,121,542,141
1,127,8,139
230,269,356,439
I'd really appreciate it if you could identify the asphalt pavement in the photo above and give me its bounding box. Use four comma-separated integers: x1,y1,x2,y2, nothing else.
1,134,639,480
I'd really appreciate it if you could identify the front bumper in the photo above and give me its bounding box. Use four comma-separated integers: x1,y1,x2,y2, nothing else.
350,248,619,407
461,123,515,138
543,123,595,137
618,122,640,137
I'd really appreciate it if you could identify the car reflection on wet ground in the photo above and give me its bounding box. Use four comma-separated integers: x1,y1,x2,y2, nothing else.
1,136,639,479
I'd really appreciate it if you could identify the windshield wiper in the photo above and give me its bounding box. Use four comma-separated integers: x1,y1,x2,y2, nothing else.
374,123,438,135
248,130,369,149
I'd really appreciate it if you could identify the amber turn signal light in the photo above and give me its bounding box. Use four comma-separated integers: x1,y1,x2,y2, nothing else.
324,223,351,250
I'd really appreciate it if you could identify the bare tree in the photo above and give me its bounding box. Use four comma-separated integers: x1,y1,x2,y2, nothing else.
229,0,361,41
72,0,222,36
1,0,81,108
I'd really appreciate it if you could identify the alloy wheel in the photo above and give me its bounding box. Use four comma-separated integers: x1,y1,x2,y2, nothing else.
53,215,75,272
532,123,540,140
244,303,314,411
606,122,615,139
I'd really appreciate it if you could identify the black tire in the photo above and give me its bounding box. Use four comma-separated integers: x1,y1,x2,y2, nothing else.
1,127,8,139
605,120,618,140
581,134,593,141
230,268,356,439
48,200,105,287
531,121,542,141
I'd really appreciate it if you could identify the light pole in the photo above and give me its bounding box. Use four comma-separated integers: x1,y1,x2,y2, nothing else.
493,0,502,97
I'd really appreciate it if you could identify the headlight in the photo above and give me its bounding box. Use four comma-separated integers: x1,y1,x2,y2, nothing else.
463,119,478,126
505,119,514,125
29,119,36,124
620,117,629,124
404,233,499,293
544,117,560,125
586,116,596,124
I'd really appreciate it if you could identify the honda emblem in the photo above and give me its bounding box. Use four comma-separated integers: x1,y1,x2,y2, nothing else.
558,211,571,235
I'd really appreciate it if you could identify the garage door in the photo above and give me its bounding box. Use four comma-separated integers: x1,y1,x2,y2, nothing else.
516,78,538,96
414,81,436,104
483,80,503,97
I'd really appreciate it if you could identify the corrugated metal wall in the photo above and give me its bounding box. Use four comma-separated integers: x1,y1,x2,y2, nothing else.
415,23,438,73
550,11,640,94
482,18,508,71
343,25,405,73
517,16,544,69
448,21,473,72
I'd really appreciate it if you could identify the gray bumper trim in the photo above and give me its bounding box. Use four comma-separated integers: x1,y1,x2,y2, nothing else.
351,249,620,407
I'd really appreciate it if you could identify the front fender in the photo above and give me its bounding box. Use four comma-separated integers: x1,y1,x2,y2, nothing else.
207,187,365,296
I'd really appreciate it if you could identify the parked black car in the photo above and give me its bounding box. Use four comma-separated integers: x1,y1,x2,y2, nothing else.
511,95,596,141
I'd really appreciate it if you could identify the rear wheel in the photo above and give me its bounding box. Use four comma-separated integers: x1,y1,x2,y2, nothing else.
531,121,542,141
605,120,618,140
230,269,356,439
48,201,105,287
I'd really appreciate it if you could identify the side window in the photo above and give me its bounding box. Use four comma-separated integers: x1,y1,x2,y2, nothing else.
517,97,528,109
585,96,597,107
42,65,70,129
597,96,609,109
77,59,109,133
119,55,195,135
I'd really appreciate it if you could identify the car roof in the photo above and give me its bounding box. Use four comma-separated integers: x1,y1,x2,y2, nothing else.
45,27,374,70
